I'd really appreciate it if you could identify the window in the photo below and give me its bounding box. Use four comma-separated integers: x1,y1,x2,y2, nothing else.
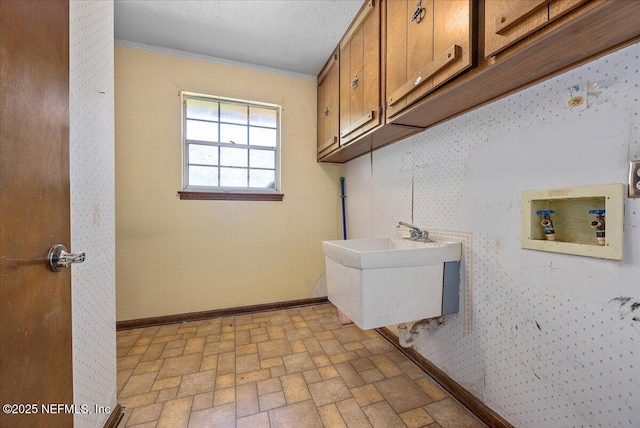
179,92,283,201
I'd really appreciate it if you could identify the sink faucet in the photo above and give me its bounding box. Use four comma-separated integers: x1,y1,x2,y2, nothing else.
398,222,430,242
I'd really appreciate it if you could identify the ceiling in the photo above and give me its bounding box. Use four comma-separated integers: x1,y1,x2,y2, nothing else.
114,0,364,77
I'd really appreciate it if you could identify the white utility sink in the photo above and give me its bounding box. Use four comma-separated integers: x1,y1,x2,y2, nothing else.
322,238,461,330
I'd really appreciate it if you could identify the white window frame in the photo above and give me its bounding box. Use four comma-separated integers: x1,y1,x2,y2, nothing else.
181,91,281,194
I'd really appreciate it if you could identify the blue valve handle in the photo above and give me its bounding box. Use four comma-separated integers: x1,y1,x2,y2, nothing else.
588,209,605,215
536,210,555,237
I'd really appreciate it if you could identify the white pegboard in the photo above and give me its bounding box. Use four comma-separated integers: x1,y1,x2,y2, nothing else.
343,153,374,240
70,2,117,427
371,144,413,238
344,42,640,426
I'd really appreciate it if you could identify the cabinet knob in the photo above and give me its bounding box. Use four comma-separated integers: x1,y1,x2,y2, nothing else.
323,107,329,117
351,74,359,88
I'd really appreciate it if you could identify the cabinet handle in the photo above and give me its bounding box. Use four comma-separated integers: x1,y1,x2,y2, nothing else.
411,0,426,24
340,110,375,138
388,45,461,107
318,136,338,154
351,74,359,88
495,0,549,34
323,107,329,117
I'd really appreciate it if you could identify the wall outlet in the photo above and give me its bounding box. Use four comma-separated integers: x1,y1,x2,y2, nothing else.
630,161,640,198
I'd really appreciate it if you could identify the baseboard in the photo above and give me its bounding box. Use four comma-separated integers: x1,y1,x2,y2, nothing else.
116,297,330,330
377,327,514,428
103,403,123,428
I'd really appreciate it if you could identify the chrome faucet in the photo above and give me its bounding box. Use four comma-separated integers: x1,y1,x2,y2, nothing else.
398,222,430,242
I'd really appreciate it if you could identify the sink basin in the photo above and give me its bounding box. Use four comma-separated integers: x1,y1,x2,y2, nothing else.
322,238,461,269
323,238,461,330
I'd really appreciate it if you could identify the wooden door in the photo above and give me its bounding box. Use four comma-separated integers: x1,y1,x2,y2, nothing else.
386,0,473,119
339,0,381,146
317,51,340,159
484,0,590,58
0,1,74,427
387,0,434,117
433,0,473,86
484,0,550,58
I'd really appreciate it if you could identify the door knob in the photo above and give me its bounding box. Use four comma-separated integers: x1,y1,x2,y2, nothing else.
47,244,85,272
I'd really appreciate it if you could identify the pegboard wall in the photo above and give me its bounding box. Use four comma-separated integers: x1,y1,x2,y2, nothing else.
344,42,640,427
70,2,117,427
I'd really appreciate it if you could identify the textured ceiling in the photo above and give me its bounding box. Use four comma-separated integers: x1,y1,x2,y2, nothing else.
114,0,364,77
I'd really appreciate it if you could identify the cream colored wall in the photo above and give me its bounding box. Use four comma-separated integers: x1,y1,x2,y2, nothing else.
115,46,342,321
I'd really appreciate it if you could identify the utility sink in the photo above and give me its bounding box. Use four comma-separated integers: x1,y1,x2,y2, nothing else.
322,238,461,330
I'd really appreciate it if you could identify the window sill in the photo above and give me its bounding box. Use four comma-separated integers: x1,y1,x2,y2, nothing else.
178,191,284,201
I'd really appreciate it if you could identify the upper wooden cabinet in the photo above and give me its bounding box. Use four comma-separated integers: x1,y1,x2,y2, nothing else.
318,0,640,163
484,0,588,58
317,51,340,159
386,0,474,119
339,0,382,147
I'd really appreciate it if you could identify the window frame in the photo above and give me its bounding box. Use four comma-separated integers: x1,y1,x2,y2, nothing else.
179,91,283,201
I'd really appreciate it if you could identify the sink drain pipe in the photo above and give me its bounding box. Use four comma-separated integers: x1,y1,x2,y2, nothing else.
398,316,444,348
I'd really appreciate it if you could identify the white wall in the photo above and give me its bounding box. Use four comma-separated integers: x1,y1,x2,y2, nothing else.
345,42,640,427
70,2,117,426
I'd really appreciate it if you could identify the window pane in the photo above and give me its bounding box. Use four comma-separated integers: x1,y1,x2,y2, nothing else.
220,123,248,145
250,169,275,188
186,98,218,121
189,166,218,186
220,167,247,187
183,94,280,193
189,144,218,165
220,147,248,167
249,149,275,169
220,103,247,125
250,107,277,128
249,127,276,147
186,120,218,142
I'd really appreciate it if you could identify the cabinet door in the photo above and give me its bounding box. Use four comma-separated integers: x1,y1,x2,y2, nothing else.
548,0,588,20
317,52,340,159
484,0,590,58
386,0,433,117
386,0,473,119
484,0,549,58
339,0,381,146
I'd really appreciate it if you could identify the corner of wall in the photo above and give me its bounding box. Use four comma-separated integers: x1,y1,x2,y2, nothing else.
70,1,117,426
